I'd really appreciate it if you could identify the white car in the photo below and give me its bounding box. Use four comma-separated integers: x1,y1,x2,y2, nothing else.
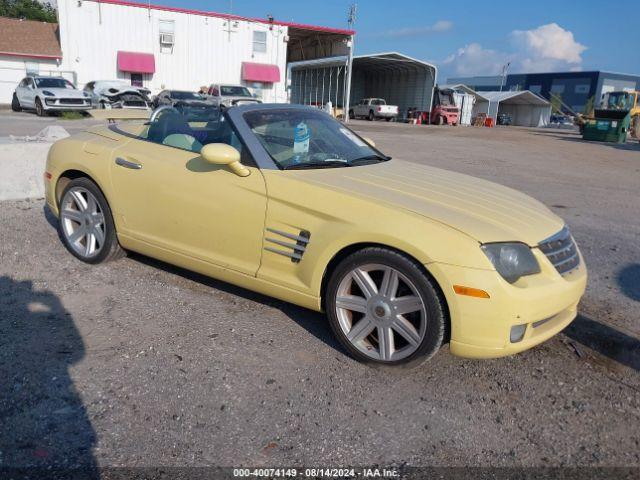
83,80,151,109
350,98,399,121
12,75,91,116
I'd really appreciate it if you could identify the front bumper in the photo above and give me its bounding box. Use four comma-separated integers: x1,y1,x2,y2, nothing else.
428,247,587,359
44,98,91,110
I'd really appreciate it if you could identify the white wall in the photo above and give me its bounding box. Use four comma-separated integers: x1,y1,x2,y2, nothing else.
0,55,68,104
57,0,289,101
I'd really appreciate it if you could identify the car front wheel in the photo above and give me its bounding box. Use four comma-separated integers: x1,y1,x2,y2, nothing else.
35,97,46,116
326,247,446,366
58,178,125,264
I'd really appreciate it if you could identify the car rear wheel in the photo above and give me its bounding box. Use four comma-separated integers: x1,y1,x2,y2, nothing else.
58,178,125,264
11,93,22,112
326,247,446,366
349,109,355,119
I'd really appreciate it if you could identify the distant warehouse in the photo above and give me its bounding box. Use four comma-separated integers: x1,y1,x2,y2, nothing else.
448,71,640,114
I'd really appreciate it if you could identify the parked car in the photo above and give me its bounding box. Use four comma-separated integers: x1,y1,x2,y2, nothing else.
497,113,513,126
83,80,151,109
45,104,586,366
206,84,261,108
152,90,210,109
350,98,399,121
12,75,91,116
549,114,575,128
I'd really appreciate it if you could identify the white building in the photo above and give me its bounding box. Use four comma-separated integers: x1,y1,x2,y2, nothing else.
1,0,354,103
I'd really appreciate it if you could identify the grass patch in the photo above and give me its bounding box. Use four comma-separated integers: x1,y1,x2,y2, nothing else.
59,111,86,120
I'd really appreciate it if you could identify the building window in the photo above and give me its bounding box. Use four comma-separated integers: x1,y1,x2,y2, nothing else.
253,31,267,53
575,84,590,94
529,84,542,94
25,61,39,74
550,84,565,94
159,20,175,53
131,73,143,87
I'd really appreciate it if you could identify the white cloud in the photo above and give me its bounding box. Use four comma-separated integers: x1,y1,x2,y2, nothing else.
377,20,453,39
441,23,587,77
511,23,586,66
442,43,509,76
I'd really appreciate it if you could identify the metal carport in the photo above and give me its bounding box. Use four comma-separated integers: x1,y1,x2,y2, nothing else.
350,52,437,120
482,90,552,127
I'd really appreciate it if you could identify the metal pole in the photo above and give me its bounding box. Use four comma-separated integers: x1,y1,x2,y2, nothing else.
344,35,354,123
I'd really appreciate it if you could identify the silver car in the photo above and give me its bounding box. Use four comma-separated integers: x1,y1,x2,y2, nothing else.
83,80,151,109
12,75,91,116
206,84,261,108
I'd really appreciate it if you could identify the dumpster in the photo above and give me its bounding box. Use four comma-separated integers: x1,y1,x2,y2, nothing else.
582,109,630,143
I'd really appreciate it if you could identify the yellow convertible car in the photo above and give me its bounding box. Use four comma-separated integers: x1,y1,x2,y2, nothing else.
44,104,587,365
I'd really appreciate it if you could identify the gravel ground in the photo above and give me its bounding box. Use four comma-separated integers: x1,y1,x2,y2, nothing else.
1,114,639,470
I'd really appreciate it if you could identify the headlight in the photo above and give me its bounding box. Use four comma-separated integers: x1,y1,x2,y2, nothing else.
42,90,55,96
481,242,540,283
83,92,90,98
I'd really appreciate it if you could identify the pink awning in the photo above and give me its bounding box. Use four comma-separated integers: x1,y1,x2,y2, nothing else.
117,51,155,73
242,62,280,83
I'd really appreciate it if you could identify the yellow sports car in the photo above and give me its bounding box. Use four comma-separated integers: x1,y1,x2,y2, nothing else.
44,104,587,365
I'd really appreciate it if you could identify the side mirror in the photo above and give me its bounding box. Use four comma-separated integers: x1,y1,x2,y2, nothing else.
361,136,376,148
201,143,250,177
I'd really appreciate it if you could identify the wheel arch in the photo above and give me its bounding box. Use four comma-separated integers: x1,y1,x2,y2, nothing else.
55,169,110,209
319,241,451,340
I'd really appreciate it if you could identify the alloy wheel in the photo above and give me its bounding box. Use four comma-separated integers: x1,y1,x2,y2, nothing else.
335,263,427,362
60,187,106,259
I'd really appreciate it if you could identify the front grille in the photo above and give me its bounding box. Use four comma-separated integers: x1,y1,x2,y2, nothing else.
60,98,85,105
538,226,580,275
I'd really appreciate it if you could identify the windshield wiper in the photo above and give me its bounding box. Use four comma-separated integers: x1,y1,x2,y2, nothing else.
283,160,349,170
348,154,391,166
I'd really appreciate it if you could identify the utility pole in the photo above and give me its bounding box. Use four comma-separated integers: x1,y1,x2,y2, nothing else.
499,62,511,92
343,3,356,123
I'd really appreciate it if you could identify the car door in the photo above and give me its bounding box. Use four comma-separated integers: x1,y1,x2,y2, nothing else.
354,99,366,117
19,78,36,107
15,78,28,104
108,115,267,275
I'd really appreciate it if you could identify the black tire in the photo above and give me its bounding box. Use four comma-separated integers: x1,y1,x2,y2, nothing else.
349,109,355,119
368,110,375,121
58,177,125,264
385,117,392,122
11,93,22,112
436,115,444,126
325,247,446,367
35,97,46,117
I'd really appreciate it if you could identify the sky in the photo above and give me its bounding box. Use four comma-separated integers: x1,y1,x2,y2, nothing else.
151,0,639,81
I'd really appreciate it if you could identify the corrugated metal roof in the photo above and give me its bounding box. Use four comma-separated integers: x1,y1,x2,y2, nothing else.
480,90,550,105
440,84,490,102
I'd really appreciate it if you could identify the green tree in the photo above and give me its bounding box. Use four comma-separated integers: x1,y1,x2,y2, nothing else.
550,92,563,114
0,0,58,23
583,95,595,115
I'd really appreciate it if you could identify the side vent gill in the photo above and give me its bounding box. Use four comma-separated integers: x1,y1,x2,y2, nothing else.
264,228,310,263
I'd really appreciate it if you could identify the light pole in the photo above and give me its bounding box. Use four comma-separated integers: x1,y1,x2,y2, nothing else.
499,62,511,92
343,4,356,123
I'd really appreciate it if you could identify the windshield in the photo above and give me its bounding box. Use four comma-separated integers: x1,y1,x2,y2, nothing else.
35,78,75,89
171,91,203,100
244,109,388,169
173,103,220,122
602,92,632,110
221,86,252,97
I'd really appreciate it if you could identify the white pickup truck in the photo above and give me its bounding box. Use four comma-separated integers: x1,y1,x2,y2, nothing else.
350,98,399,121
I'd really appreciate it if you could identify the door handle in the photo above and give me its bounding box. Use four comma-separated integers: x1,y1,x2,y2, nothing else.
115,157,142,170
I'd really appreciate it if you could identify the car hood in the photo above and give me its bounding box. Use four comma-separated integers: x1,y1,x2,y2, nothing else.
292,159,564,246
40,88,85,98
